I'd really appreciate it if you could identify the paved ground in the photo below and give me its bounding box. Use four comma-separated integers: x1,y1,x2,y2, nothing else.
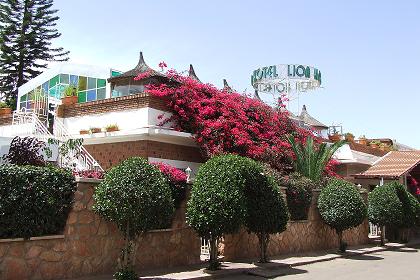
227,244,420,280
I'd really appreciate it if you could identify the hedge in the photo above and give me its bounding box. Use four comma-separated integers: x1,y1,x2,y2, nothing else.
283,173,315,220
0,164,76,239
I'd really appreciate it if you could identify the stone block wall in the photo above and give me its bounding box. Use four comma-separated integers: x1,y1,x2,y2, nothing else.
221,190,369,261
0,179,201,280
84,140,204,170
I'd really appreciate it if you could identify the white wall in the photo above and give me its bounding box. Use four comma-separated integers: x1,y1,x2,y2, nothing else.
61,108,172,135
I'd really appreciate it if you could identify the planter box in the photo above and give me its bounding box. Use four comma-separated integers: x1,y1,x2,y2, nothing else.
80,130,89,135
328,134,341,142
106,127,119,132
90,128,101,133
62,96,78,106
0,108,12,116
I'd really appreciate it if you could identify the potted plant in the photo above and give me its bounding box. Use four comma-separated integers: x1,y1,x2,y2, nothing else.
344,132,355,142
328,133,341,142
90,127,101,133
358,135,367,146
369,140,381,149
62,86,78,106
79,129,89,135
105,124,119,132
0,102,12,116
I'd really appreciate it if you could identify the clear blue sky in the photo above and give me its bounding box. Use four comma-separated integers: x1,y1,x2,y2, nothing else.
53,0,420,148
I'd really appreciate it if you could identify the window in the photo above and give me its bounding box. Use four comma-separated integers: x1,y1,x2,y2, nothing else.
113,84,129,96
49,75,59,87
59,74,69,84
87,77,96,90
78,76,87,91
42,82,49,94
78,91,87,103
128,84,144,95
97,88,106,100
87,89,96,101
97,79,106,88
70,75,78,87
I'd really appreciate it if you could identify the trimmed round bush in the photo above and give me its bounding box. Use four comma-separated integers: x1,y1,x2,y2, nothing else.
318,178,367,251
94,157,174,278
283,173,315,220
368,182,403,228
0,164,75,239
187,154,249,269
244,160,288,262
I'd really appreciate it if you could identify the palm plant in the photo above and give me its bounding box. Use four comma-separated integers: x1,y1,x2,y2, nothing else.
287,135,346,182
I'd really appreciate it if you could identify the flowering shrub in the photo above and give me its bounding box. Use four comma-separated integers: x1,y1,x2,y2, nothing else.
283,172,315,220
142,70,313,173
153,162,187,208
73,169,105,179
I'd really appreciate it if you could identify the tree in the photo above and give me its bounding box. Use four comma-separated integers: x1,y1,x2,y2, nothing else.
287,135,345,182
243,159,289,263
368,182,420,244
93,157,174,280
186,155,248,270
283,172,315,221
2,136,46,166
317,178,367,252
0,0,69,106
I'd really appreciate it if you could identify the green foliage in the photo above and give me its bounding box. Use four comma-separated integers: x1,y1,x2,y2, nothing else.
318,178,367,233
114,268,138,280
187,154,248,239
63,85,77,97
0,164,75,239
284,173,315,220
0,0,69,103
369,182,420,229
287,135,345,182
93,157,174,238
0,102,10,108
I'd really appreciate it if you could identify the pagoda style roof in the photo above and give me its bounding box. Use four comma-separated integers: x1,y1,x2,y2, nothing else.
108,52,165,82
223,79,233,92
299,105,328,128
188,64,201,82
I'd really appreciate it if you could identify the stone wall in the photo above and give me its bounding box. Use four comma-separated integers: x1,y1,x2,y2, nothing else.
221,189,369,261
0,179,201,280
84,140,205,170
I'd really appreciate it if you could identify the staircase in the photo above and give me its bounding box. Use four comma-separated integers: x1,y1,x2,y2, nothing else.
10,111,103,171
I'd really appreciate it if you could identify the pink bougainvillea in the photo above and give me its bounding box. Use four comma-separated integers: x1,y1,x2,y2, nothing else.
153,162,187,183
138,69,335,176
73,169,105,179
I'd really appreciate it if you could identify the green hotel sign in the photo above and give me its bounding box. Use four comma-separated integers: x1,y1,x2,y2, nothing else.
250,64,322,95
251,64,322,88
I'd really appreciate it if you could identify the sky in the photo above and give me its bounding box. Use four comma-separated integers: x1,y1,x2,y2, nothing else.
53,0,420,148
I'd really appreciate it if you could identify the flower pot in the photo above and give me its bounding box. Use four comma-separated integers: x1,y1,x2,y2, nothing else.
80,130,89,135
90,128,101,133
0,108,12,116
358,139,367,146
345,135,354,142
369,143,379,149
328,134,341,142
106,127,119,132
62,96,78,106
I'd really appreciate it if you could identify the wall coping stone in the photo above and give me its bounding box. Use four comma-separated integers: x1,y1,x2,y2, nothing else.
75,177,103,184
0,235,64,243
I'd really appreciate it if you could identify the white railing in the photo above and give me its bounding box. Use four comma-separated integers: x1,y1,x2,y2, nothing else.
53,118,103,171
369,222,381,238
200,238,210,260
10,111,103,171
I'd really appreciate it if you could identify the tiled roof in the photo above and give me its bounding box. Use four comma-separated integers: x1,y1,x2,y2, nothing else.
188,64,201,83
299,105,328,128
108,52,165,82
223,79,233,93
355,150,420,178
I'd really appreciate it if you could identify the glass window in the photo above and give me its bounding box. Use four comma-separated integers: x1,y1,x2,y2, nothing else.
59,74,69,84
97,88,106,100
20,94,27,102
87,77,96,90
70,75,78,86
87,89,96,102
128,84,144,95
111,70,122,77
58,84,66,98
97,79,106,88
111,90,121,98
42,82,49,94
49,86,57,97
113,84,129,96
78,76,87,91
78,91,87,103
49,75,59,87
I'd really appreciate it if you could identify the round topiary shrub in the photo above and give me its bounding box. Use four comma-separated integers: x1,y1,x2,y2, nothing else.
369,181,420,243
94,157,174,279
283,172,315,220
243,160,289,263
187,154,248,269
318,178,367,252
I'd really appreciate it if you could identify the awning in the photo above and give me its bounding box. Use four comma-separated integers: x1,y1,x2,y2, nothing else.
354,151,420,179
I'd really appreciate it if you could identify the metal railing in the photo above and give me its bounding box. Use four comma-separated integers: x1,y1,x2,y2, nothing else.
10,111,103,171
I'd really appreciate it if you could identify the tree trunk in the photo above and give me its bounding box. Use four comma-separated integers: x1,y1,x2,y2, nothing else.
208,235,219,270
337,230,345,252
258,232,270,263
380,226,385,246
